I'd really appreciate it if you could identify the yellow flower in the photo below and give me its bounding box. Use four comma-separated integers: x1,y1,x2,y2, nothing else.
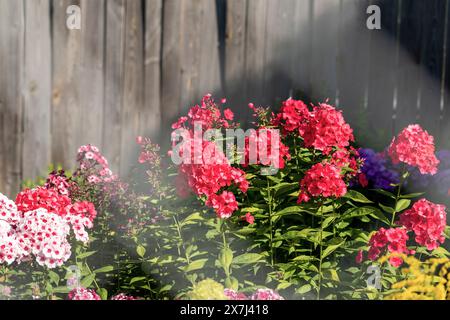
186,279,228,300
384,254,450,300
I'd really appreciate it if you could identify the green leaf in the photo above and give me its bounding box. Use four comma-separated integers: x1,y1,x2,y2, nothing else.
432,247,450,258
48,270,60,285
400,192,424,199
130,276,147,284
98,288,108,300
341,206,381,220
276,282,292,290
239,207,261,213
80,274,96,288
52,286,72,294
444,226,450,239
379,203,395,214
372,189,396,199
322,216,337,229
343,190,373,204
94,265,114,273
181,212,204,226
296,284,312,294
369,209,391,226
395,199,411,212
184,259,208,272
273,182,299,196
233,253,264,264
321,239,346,259
274,206,310,217
77,251,97,260
136,245,146,258
219,247,233,274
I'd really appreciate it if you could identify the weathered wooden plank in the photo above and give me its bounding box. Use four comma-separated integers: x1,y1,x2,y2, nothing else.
366,0,400,148
161,0,222,134
337,0,372,138
119,0,145,174
161,0,182,137
196,0,222,103
0,0,24,196
394,0,423,134
440,0,450,148
310,0,340,104
51,0,82,169
143,0,163,142
22,0,52,181
79,0,105,149
244,0,269,107
417,0,447,139
103,0,125,173
290,0,312,101
263,0,298,106
224,0,248,110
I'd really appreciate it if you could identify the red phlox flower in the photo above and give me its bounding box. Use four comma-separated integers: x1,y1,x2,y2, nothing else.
388,124,439,175
368,227,411,267
399,199,446,250
301,103,354,155
297,162,347,203
271,98,310,135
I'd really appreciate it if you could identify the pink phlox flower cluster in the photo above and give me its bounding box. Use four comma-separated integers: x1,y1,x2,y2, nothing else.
367,227,413,267
15,187,71,217
388,124,439,175
301,103,354,155
224,288,249,300
271,98,310,135
77,144,118,184
110,293,139,300
176,137,248,219
68,287,101,300
45,170,72,196
0,193,20,225
250,288,284,300
171,94,236,131
297,162,347,203
224,288,284,300
243,128,291,169
399,199,446,250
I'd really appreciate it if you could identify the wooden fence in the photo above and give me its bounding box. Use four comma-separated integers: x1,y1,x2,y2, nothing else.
1,0,450,197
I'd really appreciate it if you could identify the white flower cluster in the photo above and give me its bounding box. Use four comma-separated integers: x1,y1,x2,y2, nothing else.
0,193,91,268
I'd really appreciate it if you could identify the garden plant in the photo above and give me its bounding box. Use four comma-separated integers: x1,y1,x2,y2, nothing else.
1,95,450,300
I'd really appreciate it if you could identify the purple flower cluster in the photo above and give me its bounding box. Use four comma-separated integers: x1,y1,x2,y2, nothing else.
357,148,450,197
358,148,399,190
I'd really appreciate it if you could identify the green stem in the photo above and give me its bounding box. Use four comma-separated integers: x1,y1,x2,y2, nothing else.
293,136,300,170
220,219,233,286
173,215,191,265
221,219,228,249
267,177,275,266
43,268,52,300
85,260,101,291
317,204,324,300
391,168,406,226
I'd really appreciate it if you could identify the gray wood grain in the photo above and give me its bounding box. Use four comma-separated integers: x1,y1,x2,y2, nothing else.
0,0,24,197
51,0,82,169
120,0,145,175
103,0,126,173
143,0,162,142
79,0,105,149
337,0,372,133
310,0,339,104
245,0,269,108
1,0,450,192
22,0,52,181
